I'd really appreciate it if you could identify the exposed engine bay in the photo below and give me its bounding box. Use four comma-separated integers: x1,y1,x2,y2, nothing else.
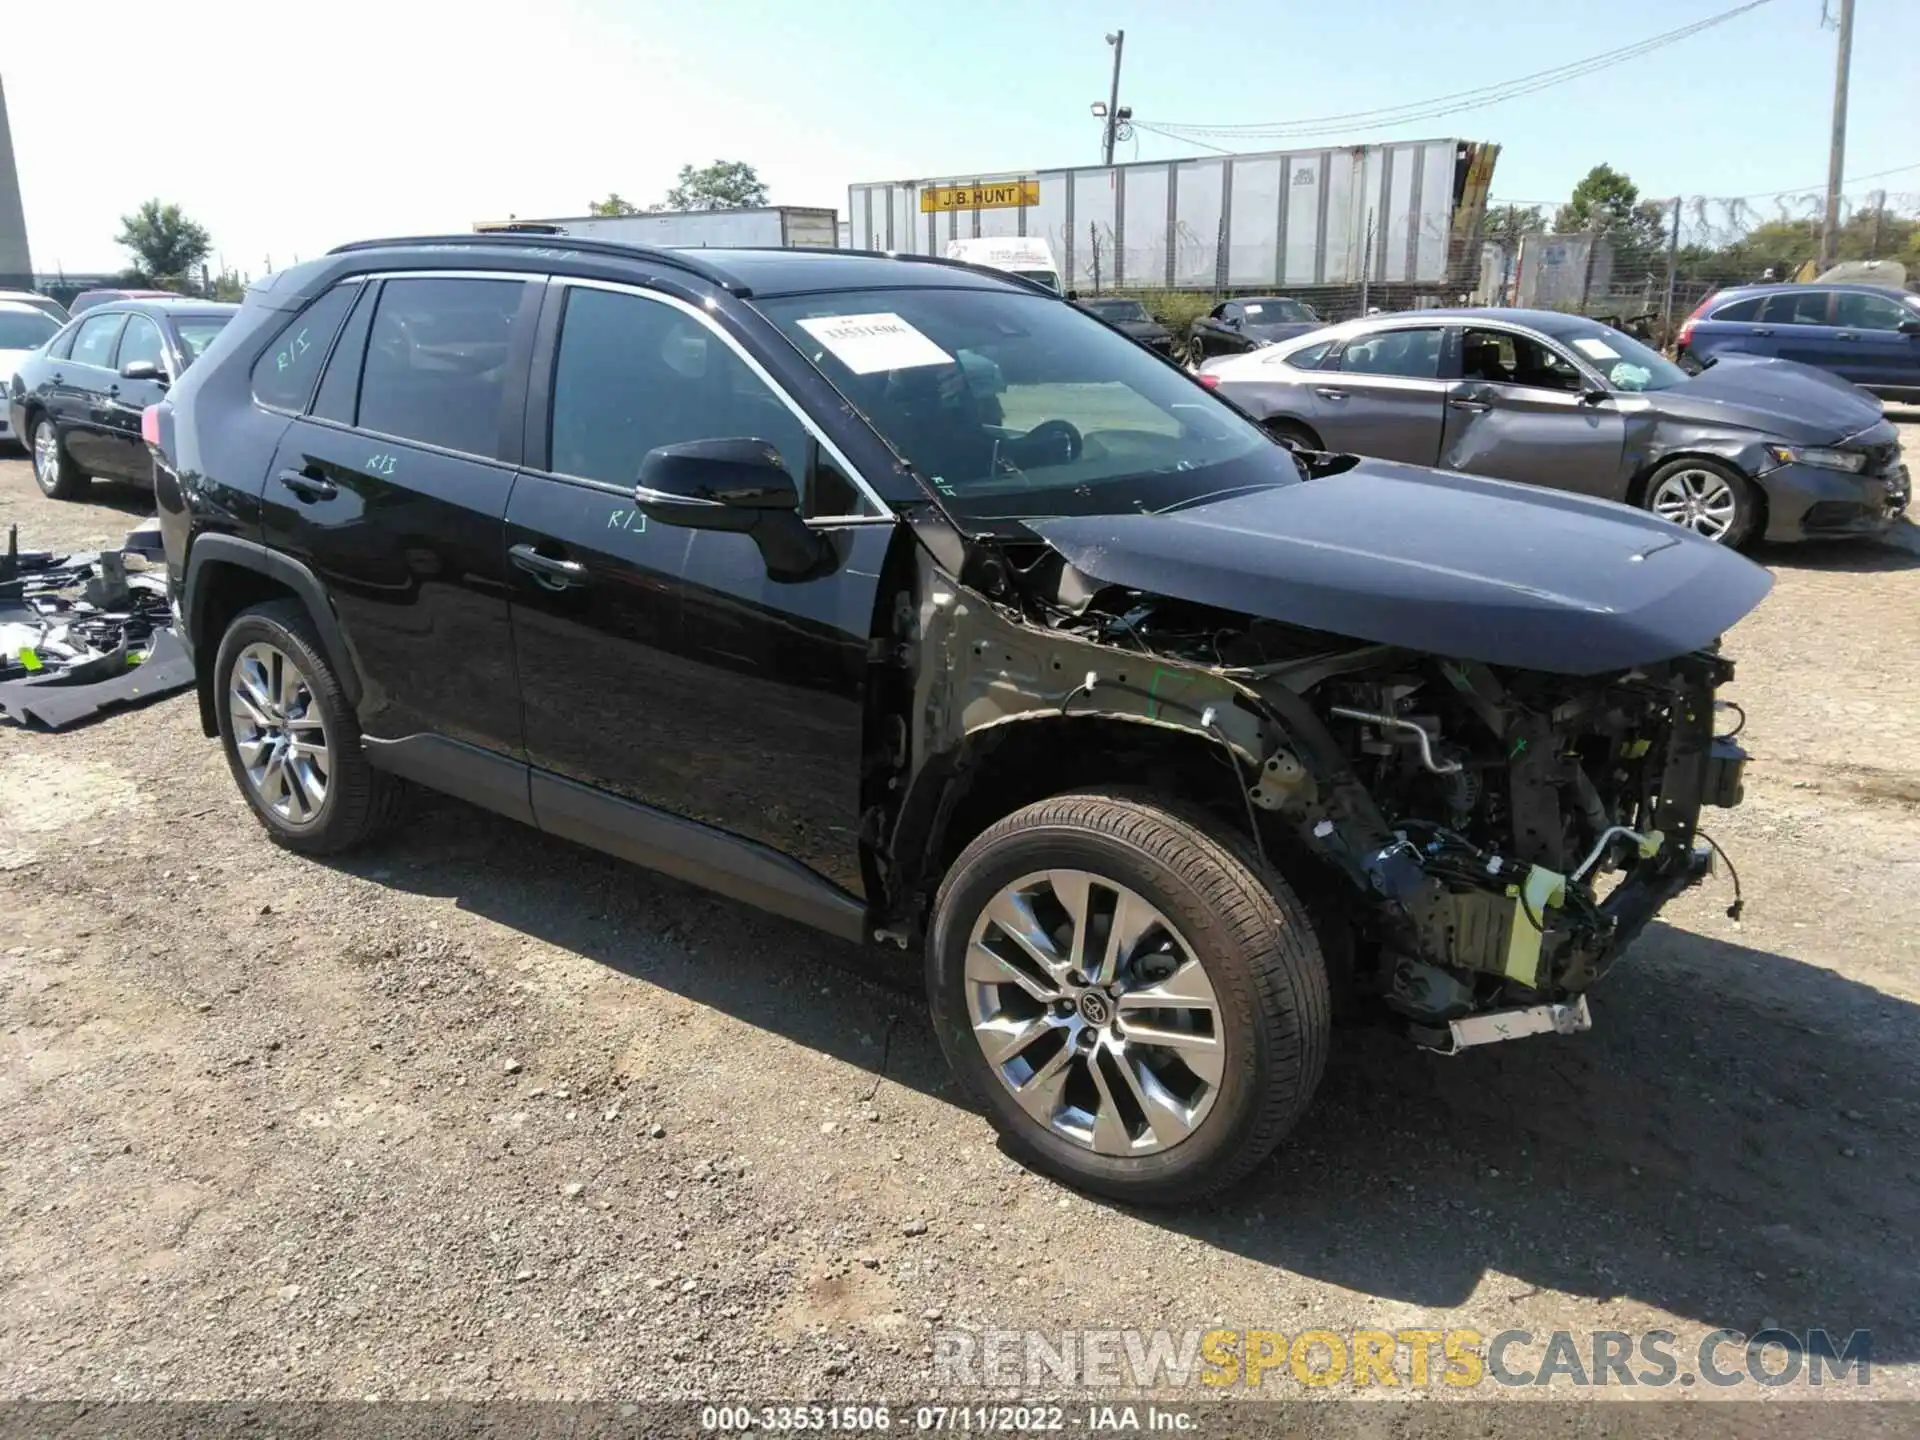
887,526,1750,1053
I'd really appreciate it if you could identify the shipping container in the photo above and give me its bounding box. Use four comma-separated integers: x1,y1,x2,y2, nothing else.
472,205,838,249
849,141,1499,296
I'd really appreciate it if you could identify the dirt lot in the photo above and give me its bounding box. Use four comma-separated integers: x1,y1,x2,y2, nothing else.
2,428,1918,1410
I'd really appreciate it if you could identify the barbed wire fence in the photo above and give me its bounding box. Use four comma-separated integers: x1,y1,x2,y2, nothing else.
1087,184,1919,350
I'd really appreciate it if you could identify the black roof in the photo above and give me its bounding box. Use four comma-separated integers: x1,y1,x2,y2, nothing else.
326,234,1034,298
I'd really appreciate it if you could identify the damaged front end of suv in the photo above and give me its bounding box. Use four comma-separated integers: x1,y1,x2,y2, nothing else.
877,456,1771,1054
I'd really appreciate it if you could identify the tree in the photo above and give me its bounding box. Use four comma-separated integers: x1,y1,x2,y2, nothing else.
1485,204,1546,248
589,192,639,217
659,160,768,212
115,200,212,288
1554,164,1669,253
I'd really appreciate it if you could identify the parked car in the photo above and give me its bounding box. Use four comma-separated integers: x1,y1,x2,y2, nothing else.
69,287,181,315
0,301,65,449
1203,307,1907,547
1185,296,1322,367
151,236,1765,1203
1676,283,1920,403
8,298,237,498
0,288,70,323
1075,296,1176,356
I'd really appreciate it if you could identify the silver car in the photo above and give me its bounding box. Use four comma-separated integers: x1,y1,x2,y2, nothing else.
1201,307,1907,546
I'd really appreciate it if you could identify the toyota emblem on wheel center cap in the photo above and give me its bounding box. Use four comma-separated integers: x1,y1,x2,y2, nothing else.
1078,991,1113,1026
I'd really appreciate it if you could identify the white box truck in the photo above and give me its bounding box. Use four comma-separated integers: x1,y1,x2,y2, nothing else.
944,237,1062,293
473,206,838,249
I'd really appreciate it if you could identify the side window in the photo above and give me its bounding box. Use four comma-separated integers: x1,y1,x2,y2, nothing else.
1709,296,1763,322
311,283,379,425
48,321,79,360
1832,291,1912,331
549,285,823,506
251,282,361,413
116,315,165,371
1337,327,1443,379
1220,303,1243,324
1759,290,1831,326
69,313,126,368
357,277,527,457
1279,340,1333,369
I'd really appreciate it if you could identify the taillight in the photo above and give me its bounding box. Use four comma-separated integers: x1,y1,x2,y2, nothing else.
1197,373,1220,389
1675,296,1715,349
141,404,162,446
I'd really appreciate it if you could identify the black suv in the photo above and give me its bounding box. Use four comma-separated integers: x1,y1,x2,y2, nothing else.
152,235,1769,1203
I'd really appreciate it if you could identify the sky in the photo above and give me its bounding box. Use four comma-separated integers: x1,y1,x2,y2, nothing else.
6,0,1917,278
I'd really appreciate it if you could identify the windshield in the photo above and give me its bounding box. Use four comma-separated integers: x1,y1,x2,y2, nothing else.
1243,298,1318,325
1085,299,1151,323
1564,325,1691,393
0,308,60,350
757,287,1292,522
173,314,233,364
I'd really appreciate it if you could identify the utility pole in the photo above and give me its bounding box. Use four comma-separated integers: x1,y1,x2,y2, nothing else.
1102,30,1125,165
1819,0,1855,272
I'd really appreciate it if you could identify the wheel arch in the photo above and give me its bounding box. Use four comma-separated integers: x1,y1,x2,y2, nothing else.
1627,448,1769,538
184,535,363,735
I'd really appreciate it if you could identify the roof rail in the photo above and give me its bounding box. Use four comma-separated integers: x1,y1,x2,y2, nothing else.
697,244,1065,296
324,233,752,293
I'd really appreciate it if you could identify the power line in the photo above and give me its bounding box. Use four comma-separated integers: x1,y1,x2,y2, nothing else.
1141,0,1775,143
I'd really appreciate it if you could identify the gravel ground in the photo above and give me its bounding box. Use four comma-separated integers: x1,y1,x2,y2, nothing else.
2,425,1918,1411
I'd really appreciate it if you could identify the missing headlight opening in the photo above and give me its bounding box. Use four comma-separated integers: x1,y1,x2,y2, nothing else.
884,527,1751,1059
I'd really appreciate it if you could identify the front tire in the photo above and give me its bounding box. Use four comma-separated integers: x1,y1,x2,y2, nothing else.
31,418,90,500
1643,457,1756,547
215,600,406,855
927,790,1329,1204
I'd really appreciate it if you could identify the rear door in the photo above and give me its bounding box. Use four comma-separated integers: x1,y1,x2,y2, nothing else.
99,312,170,480
1687,293,1765,363
261,272,539,753
55,310,127,473
1756,289,1835,368
507,278,891,901
1314,324,1450,463
1829,290,1920,393
1440,325,1627,499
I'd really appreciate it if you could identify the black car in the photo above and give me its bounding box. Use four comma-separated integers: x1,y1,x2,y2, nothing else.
1203,308,1909,547
151,235,1765,1203
1075,296,1175,356
1186,295,1323,367
9,298,237,499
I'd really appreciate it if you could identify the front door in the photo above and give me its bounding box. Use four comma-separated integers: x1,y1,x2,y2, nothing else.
1440,326,1627,499
260,274,538,753
1829,289,1920,394
506,279,889,899
1312,324,1450,464
99,312,170,481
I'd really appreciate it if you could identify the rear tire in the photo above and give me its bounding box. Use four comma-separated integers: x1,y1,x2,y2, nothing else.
1264,419,1321,453
927,790,1330,1205
1186,336,1207,369
215,600,407,855
31,418,90,500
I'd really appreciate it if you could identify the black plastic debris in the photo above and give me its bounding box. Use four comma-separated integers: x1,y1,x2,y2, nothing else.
0,523,195,730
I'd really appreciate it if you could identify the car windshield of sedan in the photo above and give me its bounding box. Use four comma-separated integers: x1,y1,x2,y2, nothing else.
0,307,60,350
1084,299,1151,323
759,288,1293,522
1561,324,1691,393
1244,298,1318,324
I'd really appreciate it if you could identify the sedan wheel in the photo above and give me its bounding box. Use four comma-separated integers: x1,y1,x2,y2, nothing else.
965,868,1226,1157
228,641,332,826
1648,465,1745,543
31,420,87,500
1186,336,1206,369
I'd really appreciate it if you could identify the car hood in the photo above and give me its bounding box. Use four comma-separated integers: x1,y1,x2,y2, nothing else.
1028,460,1773,676
1660,357,1885,441
1246,321,1321,344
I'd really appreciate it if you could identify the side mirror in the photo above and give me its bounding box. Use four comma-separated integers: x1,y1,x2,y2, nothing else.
1580,387,1609,406
119,359,167,385
634,437,834,583
1899,318,1920,336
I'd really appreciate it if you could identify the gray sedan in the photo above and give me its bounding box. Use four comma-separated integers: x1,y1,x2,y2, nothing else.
1201,307,1908,545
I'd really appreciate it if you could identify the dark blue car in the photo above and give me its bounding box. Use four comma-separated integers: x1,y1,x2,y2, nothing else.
1676,283,1920,403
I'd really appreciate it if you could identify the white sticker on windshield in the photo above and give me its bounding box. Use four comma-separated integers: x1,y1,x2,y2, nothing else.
1573,337,1620,360
1243,304,1264,315
796,312,953,374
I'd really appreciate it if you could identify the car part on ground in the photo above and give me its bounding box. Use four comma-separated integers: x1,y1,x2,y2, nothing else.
157,234,1767,1202
0,526,196,729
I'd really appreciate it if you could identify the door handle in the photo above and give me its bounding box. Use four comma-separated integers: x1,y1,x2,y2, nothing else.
510,543,588,586
1448,398,1492,412
1750,327,1774,336
1834,331,1859,341
1314,387,1348,400
277,467,337,502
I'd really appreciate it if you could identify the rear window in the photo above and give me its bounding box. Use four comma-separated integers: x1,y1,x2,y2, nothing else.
1759,290,1831,326
354,277,527,457
1279,340,1333,369
1708,296,1763,322
252,283,362,412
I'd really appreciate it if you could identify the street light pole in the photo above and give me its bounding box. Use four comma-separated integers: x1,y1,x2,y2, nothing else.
1102,30,1125,165
1819,0,1855,272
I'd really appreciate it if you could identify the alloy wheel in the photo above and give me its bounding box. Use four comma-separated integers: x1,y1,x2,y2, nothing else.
32,422,61,494
965,869,1226,1157
1650,467,1738,541
228,642,331,825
